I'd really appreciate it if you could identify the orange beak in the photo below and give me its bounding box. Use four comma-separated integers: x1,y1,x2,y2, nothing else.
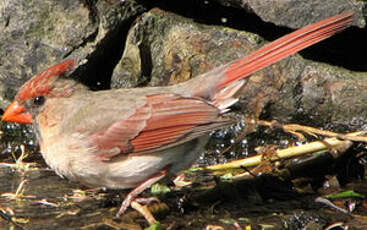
2,101,33,124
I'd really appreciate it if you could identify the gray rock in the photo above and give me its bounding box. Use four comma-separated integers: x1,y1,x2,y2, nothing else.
0,0,144,107
212,0,365,28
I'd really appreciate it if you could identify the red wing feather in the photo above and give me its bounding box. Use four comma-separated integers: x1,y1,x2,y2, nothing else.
131,95,222,153
91,94,224,160
131,125,196,151
91,102,151,155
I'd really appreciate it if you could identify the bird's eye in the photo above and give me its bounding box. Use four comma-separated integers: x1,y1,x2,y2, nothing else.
33,96,45,106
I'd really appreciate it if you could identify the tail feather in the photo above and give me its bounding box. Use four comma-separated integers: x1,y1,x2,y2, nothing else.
212,80,244,112
179,12,353,111
217,12,353,89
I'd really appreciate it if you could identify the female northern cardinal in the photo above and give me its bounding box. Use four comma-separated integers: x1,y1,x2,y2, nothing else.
2,12,353,217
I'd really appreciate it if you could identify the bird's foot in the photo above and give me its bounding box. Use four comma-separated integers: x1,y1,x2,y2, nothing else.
116,170,167,218
134,197,160,205
173,173,192,187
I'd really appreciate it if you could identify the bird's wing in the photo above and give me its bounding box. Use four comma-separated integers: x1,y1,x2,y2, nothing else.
89,93,230,161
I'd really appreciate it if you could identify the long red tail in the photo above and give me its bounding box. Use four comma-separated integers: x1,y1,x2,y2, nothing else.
185,12,353,106
218,12,353,89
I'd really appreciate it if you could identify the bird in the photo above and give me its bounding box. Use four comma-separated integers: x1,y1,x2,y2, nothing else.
2,12,353,218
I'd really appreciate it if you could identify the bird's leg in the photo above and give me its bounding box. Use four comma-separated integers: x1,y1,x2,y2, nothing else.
116,169,167,218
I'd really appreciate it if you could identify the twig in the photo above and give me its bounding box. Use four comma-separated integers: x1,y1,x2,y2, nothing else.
206,131,364,171
0,207,29,230
315,197,350,215
257,120,367,143
130,201,157,225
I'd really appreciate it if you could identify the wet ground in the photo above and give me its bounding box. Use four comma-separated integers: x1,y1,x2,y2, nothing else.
1,122,367,230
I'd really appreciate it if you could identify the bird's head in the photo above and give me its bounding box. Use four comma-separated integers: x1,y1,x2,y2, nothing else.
2,59,76,124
